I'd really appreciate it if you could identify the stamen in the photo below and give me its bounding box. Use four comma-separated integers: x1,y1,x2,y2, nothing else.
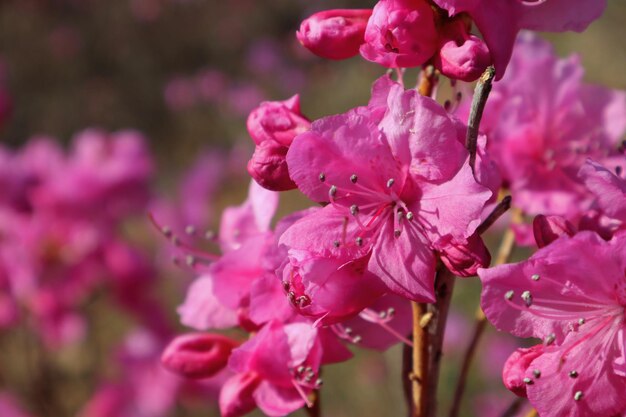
185,225,196,235
350,205,359,216
319,173,326,182
531,274,540,281
406,211,414,221
329,185,337,198
505,290,515,300
523,377,533,385
533,369,541,378
521,290,533,307
574,391,583,401
350,174,358,183
569,371,578,378
545,333,556,345
356,237,363,247
386,178,395,188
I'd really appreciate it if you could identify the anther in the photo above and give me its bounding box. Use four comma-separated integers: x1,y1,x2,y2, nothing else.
204,230,216,240
329,185,337,198
319,173,326,182
531,274,540,281
574,391,583,401
288,291,296,303
545,333,556,345
353,335,362,343
356,237,363,247
162,226,173,238
297,366,305,374
386,178,395,188
406,212,414,221
350,205,359,215
350,174,358,183
282,281,290,291
523,377,533,385
185,225,196,235
394,229,401,238
379,310,388,319
387,307,395,316
578,318,585,325
315,378,323,387
533,369,541,378
504,290,515,301
333,240,340,248
521,290,533,307
185,255,196,267
569,371,578,378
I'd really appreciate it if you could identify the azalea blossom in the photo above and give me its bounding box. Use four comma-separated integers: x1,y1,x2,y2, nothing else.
479,231,626,417
433,0,607,77
281,75,491,302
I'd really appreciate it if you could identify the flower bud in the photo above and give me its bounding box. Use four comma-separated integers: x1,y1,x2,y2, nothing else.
161,333,239,379
297,9,372,60
246,95,310,147
359,0,438,68
533,214,576,248
433,19,492,82
247,140,296,191
502,345,544,397
436,233,491,277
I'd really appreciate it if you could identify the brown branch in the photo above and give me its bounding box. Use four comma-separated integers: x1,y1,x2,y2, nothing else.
410,267,456,417
476,195,512,235
499,397,526,417
465,66,495,174
448,207,522,417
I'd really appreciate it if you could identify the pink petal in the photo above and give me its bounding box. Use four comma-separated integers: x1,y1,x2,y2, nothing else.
177,276,238,330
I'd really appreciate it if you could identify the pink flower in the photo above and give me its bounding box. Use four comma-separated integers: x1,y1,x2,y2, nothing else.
359,0,438,68
458,34,626,221
578,158,626,238
297,9,372,60
161,333,239,379
246,95,311,191
479,231,626,417
282,77,491,301
0,393,33,417
433,18,492,82
433,0,607,77
532,214,577,248
221,320,322,417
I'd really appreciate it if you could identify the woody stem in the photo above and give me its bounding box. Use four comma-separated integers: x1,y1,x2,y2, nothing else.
449,207,521,417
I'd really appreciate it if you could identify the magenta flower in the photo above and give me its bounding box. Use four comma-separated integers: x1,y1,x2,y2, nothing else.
161,333,239,379
479,231,626,416
578,158,626,238
433,0,607,77
433,18,492,82
282,77,491,301
246,95,311,191
359,0,438,68
458,34,626,221
221,320,322,417
297,9,372,60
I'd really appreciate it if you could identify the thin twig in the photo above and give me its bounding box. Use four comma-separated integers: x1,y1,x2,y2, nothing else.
465,66,495,174
476,195,512,235
499,397,526,417
411,268,456,417
418,65,439,97
448,208,522,417
411,301,429,417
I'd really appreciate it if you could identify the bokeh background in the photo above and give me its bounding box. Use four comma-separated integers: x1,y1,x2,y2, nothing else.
0,0,625,416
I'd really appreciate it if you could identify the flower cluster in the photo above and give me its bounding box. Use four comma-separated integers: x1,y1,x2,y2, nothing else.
296,0,606,80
